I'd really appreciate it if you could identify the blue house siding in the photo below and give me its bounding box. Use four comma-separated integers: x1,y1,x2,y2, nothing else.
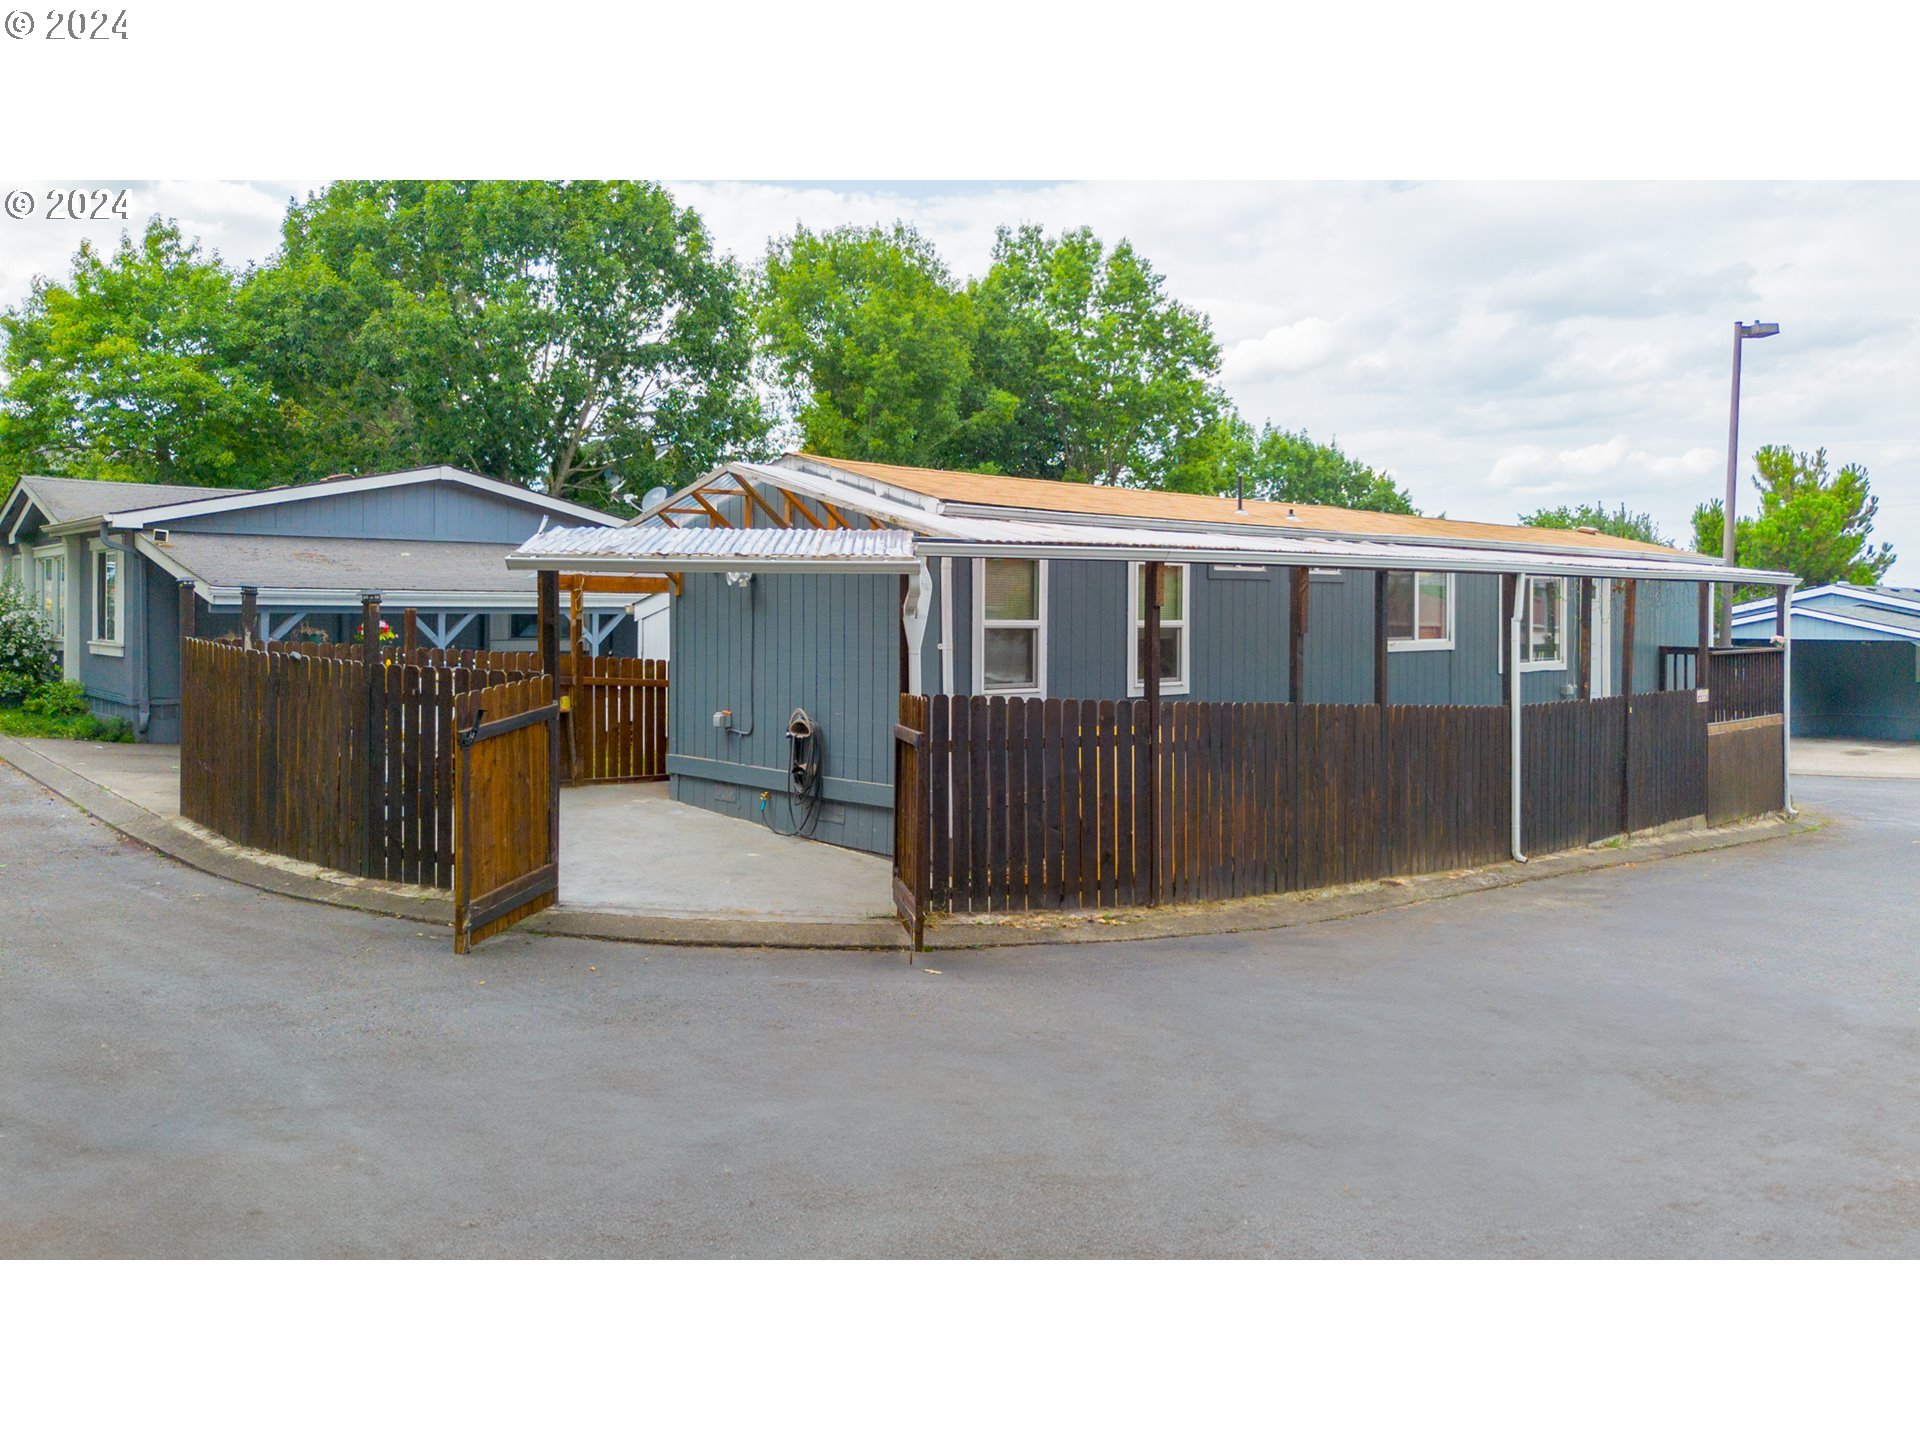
667,569,899,855
174,479,568,544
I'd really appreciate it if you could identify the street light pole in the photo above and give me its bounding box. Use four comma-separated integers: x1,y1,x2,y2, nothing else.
1720,320,1779,645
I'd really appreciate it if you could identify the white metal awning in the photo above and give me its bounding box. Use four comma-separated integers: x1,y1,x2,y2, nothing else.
505,525,923,574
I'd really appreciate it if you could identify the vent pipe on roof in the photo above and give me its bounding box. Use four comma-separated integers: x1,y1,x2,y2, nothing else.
1236,473,1245,513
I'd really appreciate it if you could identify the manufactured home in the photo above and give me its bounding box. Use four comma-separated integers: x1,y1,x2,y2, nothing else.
510,453,1791,857
1731,584,1920,740
0,467,658,742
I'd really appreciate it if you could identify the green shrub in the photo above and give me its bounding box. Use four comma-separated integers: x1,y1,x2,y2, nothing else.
0,580,59,694
21,678,90,719
93,716,135,743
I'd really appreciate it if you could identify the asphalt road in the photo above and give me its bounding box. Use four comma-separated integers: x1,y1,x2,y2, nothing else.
3,761,1916,1258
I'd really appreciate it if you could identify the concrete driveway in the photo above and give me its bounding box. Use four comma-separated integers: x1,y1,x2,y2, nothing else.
2,760,1916,1258
1792,735,1920,780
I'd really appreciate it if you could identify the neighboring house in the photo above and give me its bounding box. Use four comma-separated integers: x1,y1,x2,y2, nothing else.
0,466,646,742
1731,584,1920,740
511,453,1781,855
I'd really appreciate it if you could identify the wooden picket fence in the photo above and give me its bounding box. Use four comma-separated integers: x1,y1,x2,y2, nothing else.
556,654,669,783
899,683,1771,926
181,638,532,886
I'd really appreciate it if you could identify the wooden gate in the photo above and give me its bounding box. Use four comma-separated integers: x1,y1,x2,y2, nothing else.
453,675,561,953
893,695,930,949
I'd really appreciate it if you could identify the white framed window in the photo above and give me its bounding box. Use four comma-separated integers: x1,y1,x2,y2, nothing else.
1384,570,1454,651
34,545,66,642
1128,561,1191,696
1520,575,1568,670
89,543,124,654
972,557,1047,696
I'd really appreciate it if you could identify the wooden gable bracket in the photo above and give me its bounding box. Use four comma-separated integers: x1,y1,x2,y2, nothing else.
774,487,830,530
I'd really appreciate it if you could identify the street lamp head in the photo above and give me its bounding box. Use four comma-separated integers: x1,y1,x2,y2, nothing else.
1739,321,1781,339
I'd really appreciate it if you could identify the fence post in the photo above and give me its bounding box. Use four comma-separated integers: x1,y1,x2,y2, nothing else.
360,591,382,878
239,586,259,650
1143,560,1163,905
402,606,419,654
538,568,562,799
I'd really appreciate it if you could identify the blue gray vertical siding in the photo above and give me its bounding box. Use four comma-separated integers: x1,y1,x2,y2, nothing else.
1777,639,1919,739
176,479,575,543
667,569,900,854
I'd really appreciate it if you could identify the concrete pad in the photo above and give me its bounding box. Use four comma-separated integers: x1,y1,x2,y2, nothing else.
558,782,893,921
1791,736,1920,780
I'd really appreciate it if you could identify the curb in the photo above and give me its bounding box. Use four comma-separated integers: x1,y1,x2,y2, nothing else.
3,735,1818,954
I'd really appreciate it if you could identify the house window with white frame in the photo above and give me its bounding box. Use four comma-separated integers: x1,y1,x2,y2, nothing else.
1384,570,1453,650
90,545,123,652
1521,576,1568,669
1128,561,1190,696
35,547,66,643
975,557,1045,695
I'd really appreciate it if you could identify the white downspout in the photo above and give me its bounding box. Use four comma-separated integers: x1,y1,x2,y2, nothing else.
903,561,932,692
938,556,954,694
1510,573,1527,862
1782,583,1795,817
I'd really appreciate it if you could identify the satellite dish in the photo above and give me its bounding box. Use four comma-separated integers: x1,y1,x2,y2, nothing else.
641,486,670,514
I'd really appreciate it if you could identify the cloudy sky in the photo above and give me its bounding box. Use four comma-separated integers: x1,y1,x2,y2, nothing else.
4,179,1914,578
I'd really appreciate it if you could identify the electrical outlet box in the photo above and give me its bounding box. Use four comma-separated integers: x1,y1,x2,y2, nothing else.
712,709,732,728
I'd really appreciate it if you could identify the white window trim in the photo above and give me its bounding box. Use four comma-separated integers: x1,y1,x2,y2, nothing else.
1385,570,1456,653
1519,575,1569,672
971,556,1047,698
1127,561,1192,697
88,541,125,656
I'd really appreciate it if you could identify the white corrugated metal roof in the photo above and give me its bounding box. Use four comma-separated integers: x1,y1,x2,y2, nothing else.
508,524,921,573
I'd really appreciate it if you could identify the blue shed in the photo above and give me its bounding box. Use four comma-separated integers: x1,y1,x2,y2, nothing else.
511,455,1790,857
1731,584,1920,740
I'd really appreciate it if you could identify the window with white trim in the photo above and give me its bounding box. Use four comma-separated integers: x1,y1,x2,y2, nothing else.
974,557,1046,695
90,544,123,652
1384,570,1453,650
1128,562,1190,696
34,546,66,641
1521,576,1568,669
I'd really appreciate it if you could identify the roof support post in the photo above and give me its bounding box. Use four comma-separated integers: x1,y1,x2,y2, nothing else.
1373,569,1390,706
1287,566,1308,703
1697,581,1713,696
240,585,259,651
1620,579,1638,835
1577,578,1594,700
1143,560,1164,906
1504,574,1525,861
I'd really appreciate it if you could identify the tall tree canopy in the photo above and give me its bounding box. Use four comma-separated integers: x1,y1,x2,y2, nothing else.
240,180,766,510
0,220,285,490
1692,445,1896,595
755,223,986,468
1520,501,1667,546
1172,415,1416,512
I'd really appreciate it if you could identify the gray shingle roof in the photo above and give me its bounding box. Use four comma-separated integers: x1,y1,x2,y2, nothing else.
156,532,530,594
20,476,248,525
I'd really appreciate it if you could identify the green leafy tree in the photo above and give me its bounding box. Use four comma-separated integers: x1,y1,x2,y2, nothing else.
1520,501,1667,545
756,223,988,467
240,180,766,510
1692,445,1896,597
0,220,287,490
966,225,1226,487
1173,415,1415,511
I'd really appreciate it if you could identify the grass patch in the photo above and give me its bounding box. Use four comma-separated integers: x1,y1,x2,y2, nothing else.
0,705,135,742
